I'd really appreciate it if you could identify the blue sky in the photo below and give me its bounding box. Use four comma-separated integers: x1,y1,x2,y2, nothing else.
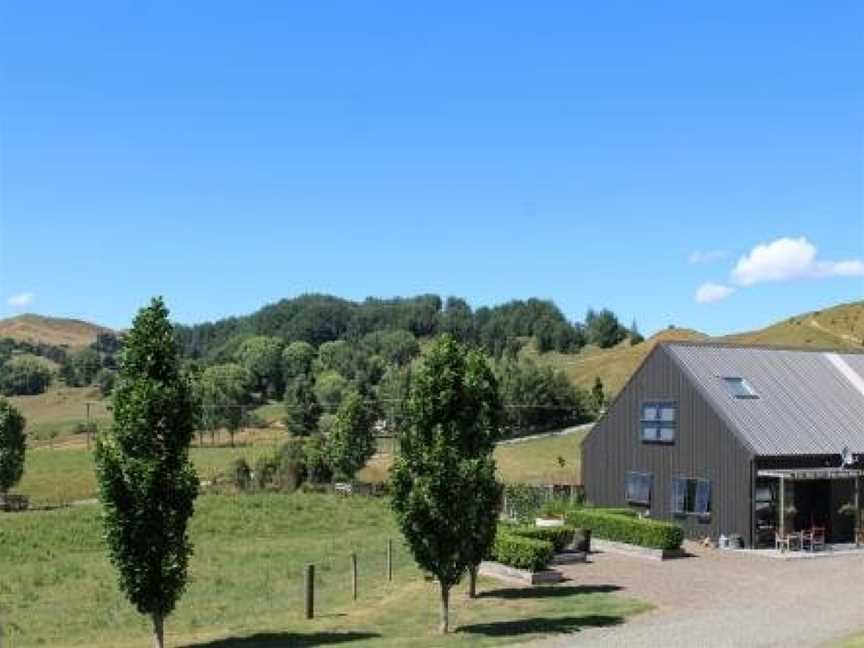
1,2,862,335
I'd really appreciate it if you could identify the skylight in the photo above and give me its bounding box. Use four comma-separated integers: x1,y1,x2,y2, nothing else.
722,376,759,399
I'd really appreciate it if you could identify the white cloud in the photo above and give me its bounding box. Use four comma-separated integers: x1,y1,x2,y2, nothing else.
695,283,736,304
731,236,864,286
7,292,35,308
688,249,727,264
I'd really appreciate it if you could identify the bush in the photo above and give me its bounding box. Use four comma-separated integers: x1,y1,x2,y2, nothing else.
565,509,683,550
502,483,547,523
230,457,252,491
508,525,575,552
253,454,278,490
277,440,306,491
491,532,555,571
590,507,639,518
303,435,332,484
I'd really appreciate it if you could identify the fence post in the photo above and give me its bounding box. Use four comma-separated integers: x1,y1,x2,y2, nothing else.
386,539,393,582
304,564,315,619
351,553,358,600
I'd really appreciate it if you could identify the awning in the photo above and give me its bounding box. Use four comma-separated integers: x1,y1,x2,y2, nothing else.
758,468,864,481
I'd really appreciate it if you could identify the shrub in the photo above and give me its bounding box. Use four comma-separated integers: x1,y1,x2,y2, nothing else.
508,525,575,552
491,532,555,571
503,483,546,523
565,509,683,550
538,498,576,519
277,440,306,491
590,507,639,518
230,458,252,491
253,455,278,490
303,435,332,484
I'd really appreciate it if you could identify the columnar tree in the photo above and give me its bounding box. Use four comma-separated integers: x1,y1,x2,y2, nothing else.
327,391,376,481
284,376,321,437
0,398,26,494
94,298,200,648
391,335,502,633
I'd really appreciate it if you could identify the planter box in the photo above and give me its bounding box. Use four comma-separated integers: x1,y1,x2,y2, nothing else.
535,517,565,528
478,561,563,585
549,550,587,565
591,538,685,561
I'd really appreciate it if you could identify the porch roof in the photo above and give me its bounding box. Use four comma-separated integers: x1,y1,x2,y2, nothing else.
758,467,864,481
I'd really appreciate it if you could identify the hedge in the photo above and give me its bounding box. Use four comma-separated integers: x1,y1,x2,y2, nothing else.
491,532,555,571
590,507,639,518
508,525,575,552
565,509,683,550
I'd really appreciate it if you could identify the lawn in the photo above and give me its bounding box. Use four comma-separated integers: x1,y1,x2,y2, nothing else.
0,492,648,648
494,430,588,484
8,386,112,444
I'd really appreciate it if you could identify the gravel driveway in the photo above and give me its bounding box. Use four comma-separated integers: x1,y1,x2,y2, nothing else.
526,542,864,647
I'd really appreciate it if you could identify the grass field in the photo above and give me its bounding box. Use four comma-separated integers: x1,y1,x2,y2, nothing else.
14,427,588,507
0,492,648,648
8,386,112,443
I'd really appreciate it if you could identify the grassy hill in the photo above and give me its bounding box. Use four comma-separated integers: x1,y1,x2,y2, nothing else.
0,313,113,348
530,300,864,398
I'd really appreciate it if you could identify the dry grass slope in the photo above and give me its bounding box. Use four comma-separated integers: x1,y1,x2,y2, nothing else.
0,313,113,348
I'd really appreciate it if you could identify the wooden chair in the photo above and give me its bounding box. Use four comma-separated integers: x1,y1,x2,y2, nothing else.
809,526,826,552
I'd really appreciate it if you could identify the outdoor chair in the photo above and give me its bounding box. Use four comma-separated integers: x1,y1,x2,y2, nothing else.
809,527,826,552
775,532,791,552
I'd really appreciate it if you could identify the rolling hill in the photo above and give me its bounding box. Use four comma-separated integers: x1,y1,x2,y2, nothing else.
0,313,113,348
531,300,864,397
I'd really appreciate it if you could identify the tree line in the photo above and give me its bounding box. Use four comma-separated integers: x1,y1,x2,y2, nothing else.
175,293,642,360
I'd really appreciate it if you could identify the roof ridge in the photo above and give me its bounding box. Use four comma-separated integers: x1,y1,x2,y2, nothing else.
659,339,864,355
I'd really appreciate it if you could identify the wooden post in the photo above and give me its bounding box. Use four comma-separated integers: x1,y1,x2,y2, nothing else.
304,564,314,619
351,553,358,600
386,539,393,582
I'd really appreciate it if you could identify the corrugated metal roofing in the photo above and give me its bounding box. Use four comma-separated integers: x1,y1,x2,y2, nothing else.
664,343,864,456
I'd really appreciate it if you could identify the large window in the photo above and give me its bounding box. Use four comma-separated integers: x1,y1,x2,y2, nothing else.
625,471,652,506
640,401,676,443
671,477,711,517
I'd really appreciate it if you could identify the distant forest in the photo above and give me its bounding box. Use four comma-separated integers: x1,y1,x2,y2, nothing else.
174,294,640,361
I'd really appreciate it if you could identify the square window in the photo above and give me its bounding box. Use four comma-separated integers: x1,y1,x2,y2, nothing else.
672,477,711,517
722,377,758,399
641,401,676,443
626,472,652,506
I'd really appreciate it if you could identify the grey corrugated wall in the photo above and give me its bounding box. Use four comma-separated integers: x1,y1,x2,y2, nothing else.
582,344,757,545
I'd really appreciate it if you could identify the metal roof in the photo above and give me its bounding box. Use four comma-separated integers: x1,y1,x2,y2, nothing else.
664,343,864,457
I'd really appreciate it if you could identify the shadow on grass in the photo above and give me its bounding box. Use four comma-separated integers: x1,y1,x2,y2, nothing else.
457,614,623,637
476,584,621,599
180,631,380,648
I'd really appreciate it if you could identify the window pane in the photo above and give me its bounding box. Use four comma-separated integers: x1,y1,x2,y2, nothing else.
642,404,658,420
659,426,675,442
695,480,711,514
626,472,651,505
722,377,758,398
659,405,676,422
641,424,658,441
671,478,685,513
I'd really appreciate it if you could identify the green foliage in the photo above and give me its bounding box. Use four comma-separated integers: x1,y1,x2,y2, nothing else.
360,329,420,366
282,340,316,382
236,336,285,399
491,532,555,571
502,483,548,523
315,340,356,378
0,398,26,493
283,376,321,436
591,376,606,414
327,391,376,481
565,509,683,550
497,358,591,434
196,363,251,445
61,347,102,387
585,308,627,349
376,364,411,433
94,297,199,643
253,454,278,490
96,368,116,396
629,319,645,346
507,525,575,552
314,370,350,411
303,435,333,484
390,335,502,632
230,457,252,491
0,355,54,396
276,441,307,491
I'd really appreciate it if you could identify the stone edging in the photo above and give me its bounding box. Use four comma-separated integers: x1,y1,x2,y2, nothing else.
592,538,685,561
478,561,563,585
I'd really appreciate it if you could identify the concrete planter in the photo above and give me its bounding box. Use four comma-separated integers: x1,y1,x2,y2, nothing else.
478,561,563,585
549,550,587,565
591,538,685,561
535,517,565,528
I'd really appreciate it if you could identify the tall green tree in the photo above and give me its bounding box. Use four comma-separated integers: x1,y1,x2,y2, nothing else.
0,355,54,396
284,376,321,437
391,335,502,633
94,298,199,648
591,376,606,415
326,391,376,481
196,363,251,446
282,341,316,382
236,336,285,399
0,398,26,494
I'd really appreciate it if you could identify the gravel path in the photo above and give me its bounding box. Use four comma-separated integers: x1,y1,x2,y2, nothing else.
524,542,864,647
